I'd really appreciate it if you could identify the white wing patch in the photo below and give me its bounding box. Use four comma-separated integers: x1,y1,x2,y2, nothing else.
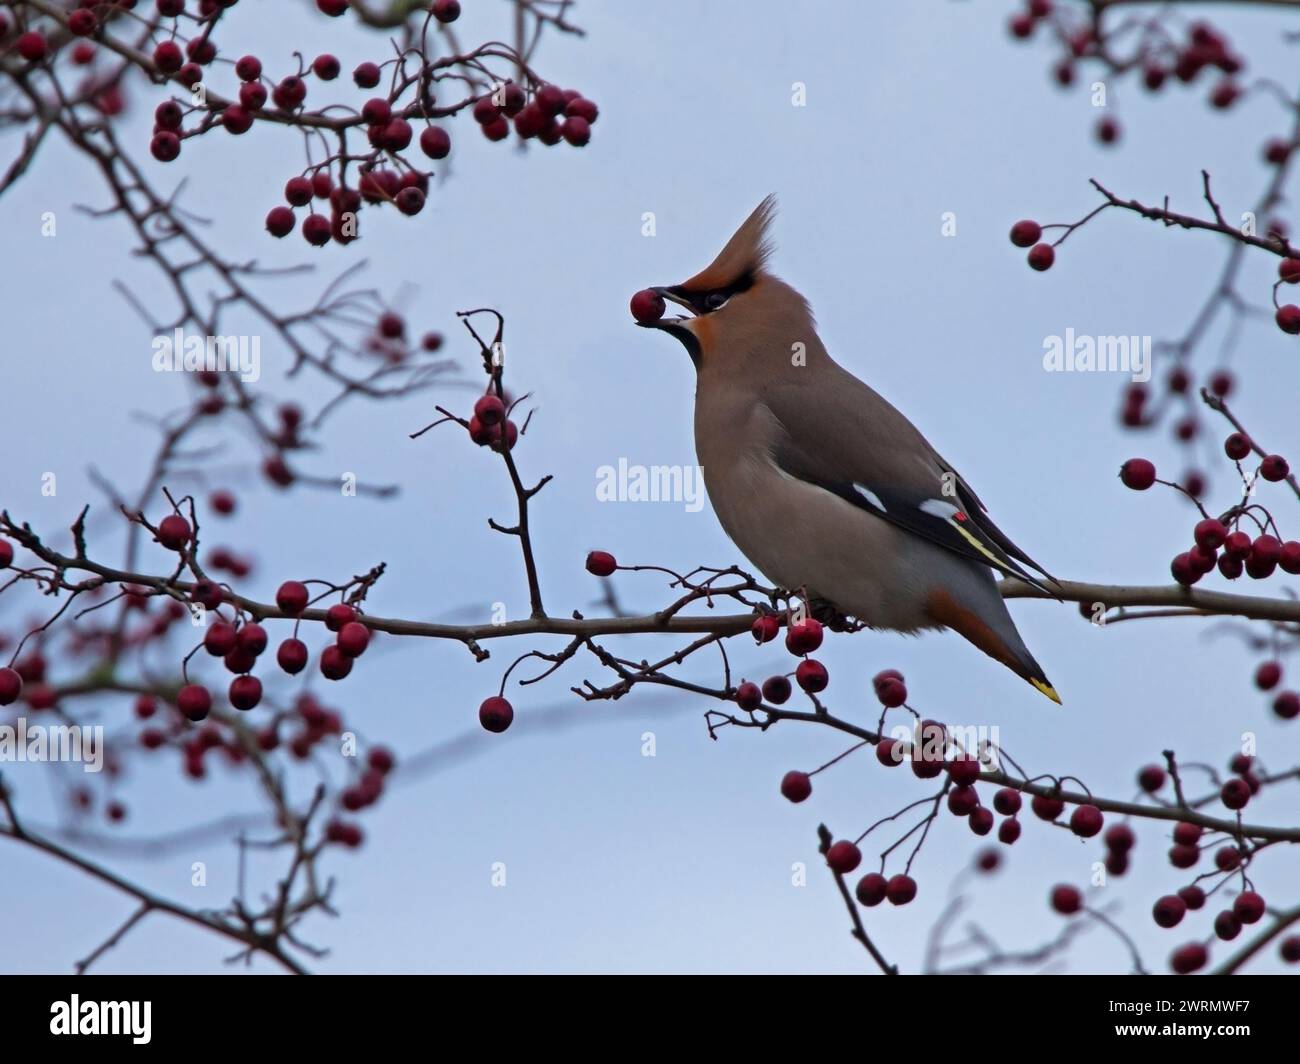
853,484,886,511
919,499,961,520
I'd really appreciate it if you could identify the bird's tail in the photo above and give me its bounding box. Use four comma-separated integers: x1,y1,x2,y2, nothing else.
925,588,1062,705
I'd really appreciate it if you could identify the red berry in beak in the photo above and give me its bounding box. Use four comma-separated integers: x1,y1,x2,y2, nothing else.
630,288,666,323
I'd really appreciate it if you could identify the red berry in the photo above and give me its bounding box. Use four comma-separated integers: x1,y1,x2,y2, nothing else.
1138,764,1166,792
313,54,341,80
1223,530,1252,558
1120,458,1156,490
855,873,887,906
1215,845,1243,871
947,785,979,817
0,668,22,706
1169,844,1199,869
1280,936,1300,963
1193,518,1227,550
302,214,331,246
1233,891,1266,924
1278,303,1300,334
998,817,1021,845
1031,794,1064,821
1215,911,1242,941
325,603,357,631
761,675,792,705
156,514,191,550
735,681,762,711
285,177,313,206
1173,821,1203,846
1281,541,1300,574
1170,552,1199,586
1273,690,1300,720
432,0,461,22
1104,823,1135,853
826,840,861,874
566,97,598,123
1171,943,1209,974
1050,885,1082,915
337,621,371,658
561,116,591,146
1261,454,1290,482
475,394,507,426
1009,220,1042,247
784,619,823,656
1224,433,1252,461
320,644,353,680
992,788,1021,816
1027,243,1055,271
276,580,309,615
277,638,308,675
1153,894,1187,928
203,622,237,656
420,126,451,159
266,206,295,238
875,738,905,767
1070,804,1104,837
1221,777,1250,810
947,755,982,786
886,874,917,905
1177,885,1205,911
178,684,212,722
152,40,182,72
17,30,48,62
968,807,994,837
353,62,381,88
535,84,566,115
751,615,780,644
1095,116,1120,144
318,0,349,15
630,289,666,323
229,675,262,711
780,770,812,803
875,677,907,708
795,659,828,693
1008,13,1034,39
479,695,514,733
235,54,262,81
69,10,98,36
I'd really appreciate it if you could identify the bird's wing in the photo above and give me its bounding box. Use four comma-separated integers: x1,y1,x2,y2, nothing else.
761,369,1057,596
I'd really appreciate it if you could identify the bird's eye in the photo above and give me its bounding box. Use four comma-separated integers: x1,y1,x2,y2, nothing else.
705,292,727,310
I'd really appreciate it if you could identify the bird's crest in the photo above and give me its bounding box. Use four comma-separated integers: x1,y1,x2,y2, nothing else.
681,195,777,292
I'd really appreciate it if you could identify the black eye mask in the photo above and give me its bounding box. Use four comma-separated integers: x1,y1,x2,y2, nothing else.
668,270,755,315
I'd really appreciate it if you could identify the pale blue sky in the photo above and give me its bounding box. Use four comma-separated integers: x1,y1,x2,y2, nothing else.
2,1,1298,973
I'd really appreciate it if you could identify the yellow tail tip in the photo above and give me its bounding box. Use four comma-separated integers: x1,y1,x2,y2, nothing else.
1030,677,1063,705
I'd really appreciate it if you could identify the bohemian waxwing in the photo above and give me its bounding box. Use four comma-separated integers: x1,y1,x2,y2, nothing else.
637,196,1061,703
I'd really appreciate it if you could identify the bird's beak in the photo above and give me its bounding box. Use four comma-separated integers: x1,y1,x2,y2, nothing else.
636,285,696,329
